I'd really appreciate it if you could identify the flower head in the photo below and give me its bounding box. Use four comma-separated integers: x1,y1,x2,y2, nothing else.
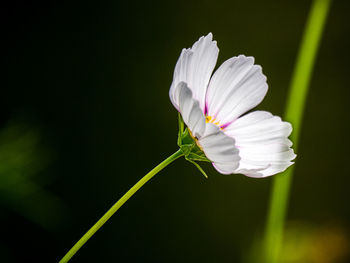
170,33,296,178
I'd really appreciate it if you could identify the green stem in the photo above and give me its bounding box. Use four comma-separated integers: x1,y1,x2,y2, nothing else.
59,149,184,263
264,0,332,262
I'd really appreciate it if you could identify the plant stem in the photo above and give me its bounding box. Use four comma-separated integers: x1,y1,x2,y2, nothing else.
264,0,332,262
59,149,184,263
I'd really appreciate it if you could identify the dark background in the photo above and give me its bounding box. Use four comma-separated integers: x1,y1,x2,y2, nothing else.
1,0,350,262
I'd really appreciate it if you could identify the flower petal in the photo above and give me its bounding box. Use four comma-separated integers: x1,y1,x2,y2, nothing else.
175,82,240,174
198,123,240,174
170,33,219,112
224,111,296,177
176,82,206,138
205,55,268,125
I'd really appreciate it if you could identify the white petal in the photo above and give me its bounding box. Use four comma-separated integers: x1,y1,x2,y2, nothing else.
205,55,268,125
176,82,240,174
198,123,240,174
170,33,219,112
224,111,296,177
176,82,206,138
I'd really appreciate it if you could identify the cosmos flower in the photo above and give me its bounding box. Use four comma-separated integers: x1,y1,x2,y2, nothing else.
169,33,296,177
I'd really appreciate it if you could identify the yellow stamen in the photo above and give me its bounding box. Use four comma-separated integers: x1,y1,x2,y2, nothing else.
205,115,221,127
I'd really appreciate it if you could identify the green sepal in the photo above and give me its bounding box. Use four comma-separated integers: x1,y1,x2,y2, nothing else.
187,159,208,179
177,112,185,147
177,113,210,178
178,129,210,162
186,142,210,162
186,152,210,162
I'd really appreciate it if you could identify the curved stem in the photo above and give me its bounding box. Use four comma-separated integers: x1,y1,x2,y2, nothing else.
59,149,184,263
264,0,332,262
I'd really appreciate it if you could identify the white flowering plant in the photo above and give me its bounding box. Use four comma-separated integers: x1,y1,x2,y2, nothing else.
173,33,295,178
56,12,336,259
59,32,296,263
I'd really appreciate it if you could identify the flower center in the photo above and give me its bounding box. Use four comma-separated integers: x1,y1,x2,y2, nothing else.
206,115,222,127
205,115,220,125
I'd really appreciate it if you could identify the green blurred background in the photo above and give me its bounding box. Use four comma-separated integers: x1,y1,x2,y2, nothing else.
2,0,350,262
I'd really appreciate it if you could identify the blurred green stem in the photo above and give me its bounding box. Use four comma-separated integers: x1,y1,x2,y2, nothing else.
264,0,332,262
59,149,183,263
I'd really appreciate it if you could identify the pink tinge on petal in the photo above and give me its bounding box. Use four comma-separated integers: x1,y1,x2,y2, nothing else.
220,122,232,130
204,102,209,115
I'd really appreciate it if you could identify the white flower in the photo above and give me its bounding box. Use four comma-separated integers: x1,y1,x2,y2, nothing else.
169,33,296,178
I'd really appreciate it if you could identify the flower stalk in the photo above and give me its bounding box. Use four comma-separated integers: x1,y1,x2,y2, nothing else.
264,0,332,262
59,149,183,263
59,113,210,263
